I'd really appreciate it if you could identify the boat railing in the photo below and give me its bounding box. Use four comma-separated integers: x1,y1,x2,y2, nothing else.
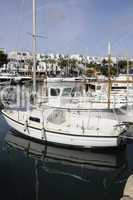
37,95,133,108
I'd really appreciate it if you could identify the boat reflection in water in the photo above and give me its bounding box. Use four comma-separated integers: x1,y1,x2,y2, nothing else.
4,131,128,200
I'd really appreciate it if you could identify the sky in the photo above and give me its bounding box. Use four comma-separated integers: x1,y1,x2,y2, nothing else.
0,0,133,56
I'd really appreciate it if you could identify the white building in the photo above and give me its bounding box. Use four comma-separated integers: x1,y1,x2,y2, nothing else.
9,51,32,61
70,54,82,62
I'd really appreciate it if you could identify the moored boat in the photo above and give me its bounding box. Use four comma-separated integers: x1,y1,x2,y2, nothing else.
1,105,128,148
1,0,130,149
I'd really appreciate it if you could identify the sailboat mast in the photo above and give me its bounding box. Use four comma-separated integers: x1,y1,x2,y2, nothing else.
107,41,111,109
32,0,36,98
126,55,129,106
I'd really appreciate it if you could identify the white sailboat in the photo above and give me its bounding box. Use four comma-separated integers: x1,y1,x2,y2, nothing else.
1,0,129,148
0,72,31,84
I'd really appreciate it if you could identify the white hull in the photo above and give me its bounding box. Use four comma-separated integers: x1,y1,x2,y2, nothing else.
2,111,125,148
45,77,83,83
0,74,31,83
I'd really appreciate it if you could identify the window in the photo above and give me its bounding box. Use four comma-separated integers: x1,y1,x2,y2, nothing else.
62,88,72,96
29,116,40,123
97,86,101,90
50,88,60,96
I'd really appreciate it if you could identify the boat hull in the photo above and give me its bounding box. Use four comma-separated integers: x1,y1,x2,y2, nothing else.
2,111,125,148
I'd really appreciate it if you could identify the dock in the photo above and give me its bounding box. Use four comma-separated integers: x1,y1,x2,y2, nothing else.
121,175,133,200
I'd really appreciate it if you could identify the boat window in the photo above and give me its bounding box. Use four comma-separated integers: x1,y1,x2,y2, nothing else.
71,87,82,97
111,86,127,90
71,88,76,96
29,116,40,123
97,86,101,90
88,84,96,90
62,88,72,96
50,88,60,96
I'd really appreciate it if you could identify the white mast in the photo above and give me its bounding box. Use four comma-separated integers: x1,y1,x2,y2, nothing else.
126,55,129,108
107,41,111,109
32,0,36,100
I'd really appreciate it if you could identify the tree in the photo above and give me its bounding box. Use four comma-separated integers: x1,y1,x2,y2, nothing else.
69,58,77,76
58,57,69,76
48,58,56,76
102,59,108,66
100,66,117,76
110,66,117,76
85,63,100,76
0,51,8,67
100,66,108,76
86,63,96,69
118,60,127,73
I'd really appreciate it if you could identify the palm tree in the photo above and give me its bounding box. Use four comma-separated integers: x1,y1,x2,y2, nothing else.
58,56,69,77
69,58,77,76
0,50,8,68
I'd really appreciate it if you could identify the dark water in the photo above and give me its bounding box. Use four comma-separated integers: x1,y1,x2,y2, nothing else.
0,114,133,200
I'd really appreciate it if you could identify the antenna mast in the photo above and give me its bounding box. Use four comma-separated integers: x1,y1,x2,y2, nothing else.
32,0,36,101
107,41,111,109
